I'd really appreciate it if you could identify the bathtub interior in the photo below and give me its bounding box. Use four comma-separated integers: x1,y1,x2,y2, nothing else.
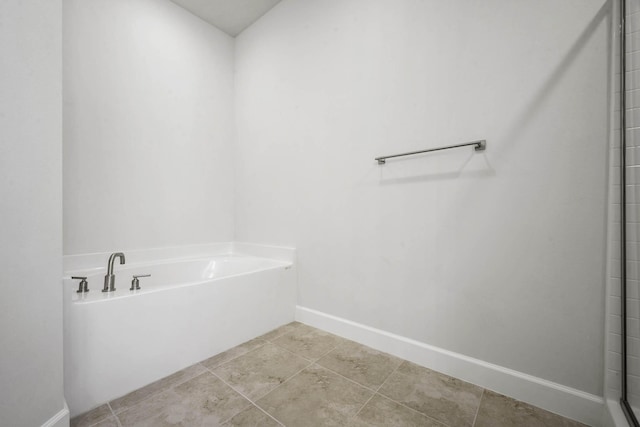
64,253,293,303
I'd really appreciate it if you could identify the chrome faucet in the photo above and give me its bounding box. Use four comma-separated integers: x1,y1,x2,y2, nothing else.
103,252,125,292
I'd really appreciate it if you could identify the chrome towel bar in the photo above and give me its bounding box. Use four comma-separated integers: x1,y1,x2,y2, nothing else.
375,140,486,164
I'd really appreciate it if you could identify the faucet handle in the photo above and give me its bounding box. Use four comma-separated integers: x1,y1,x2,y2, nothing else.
72,276,89,293
130,274,151,291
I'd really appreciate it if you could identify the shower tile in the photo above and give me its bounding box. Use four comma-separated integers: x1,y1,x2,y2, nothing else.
256,364,372,426
117,372,251,427
258,321,304,342
348,394,445,427
474,389,587,427
222,404,281,426
109,363,207,414
378,361,483,427
70,404,112,427
212,342,310,400
317,340,403,390
272,324,347,360
201,338,266,369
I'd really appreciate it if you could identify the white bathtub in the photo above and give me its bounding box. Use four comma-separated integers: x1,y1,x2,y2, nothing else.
63,244,296,417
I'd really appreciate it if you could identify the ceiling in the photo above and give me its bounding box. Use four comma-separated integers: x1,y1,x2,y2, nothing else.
170,0,282,37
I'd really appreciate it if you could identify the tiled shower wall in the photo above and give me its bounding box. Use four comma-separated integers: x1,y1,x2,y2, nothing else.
608,0,640,410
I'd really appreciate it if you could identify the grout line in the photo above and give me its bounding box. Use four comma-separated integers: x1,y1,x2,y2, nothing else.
366,362,438,423
471,389,485,427
295,325,456,425
312,362,378,394
377,391,453,426
309,336,350,362
267,340,318,364
250,357,316,402
257,332,451,427
106,402,123,427
268,330,347,364
73,403,120,427
204,365,285,426
248,338,373,422
107,365,208,418
260,322,305,343
201,339,269,370
203,323,348,412
349,362,402,420
351,393,376,420
373,392,451,427
372,364,462,427
375,363,401,393
233,331,349,403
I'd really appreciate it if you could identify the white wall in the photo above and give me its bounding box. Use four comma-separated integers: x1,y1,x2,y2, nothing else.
64,0,236,255
235,0,610,396
0,1,66,426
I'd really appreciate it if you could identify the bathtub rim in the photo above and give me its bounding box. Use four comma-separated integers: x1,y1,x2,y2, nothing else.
66,255,293,305
63,241,296,274
64,253,290,276
63,242,297,305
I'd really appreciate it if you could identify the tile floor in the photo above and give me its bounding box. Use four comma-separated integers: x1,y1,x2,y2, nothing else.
71,322,588,427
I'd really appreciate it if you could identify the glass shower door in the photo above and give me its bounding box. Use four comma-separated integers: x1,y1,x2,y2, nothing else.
622,1,640,425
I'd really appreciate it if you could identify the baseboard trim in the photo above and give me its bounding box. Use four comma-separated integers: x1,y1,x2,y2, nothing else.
41,400,69,427
296,306,604,426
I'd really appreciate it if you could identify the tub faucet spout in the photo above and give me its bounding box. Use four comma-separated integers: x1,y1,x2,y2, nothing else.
103,252,125,292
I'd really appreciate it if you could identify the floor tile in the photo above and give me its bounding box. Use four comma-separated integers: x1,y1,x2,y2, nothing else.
257,364,373,427
272,324,347,360
258,322,305,342
317,340,403,389
222,404,281,426
93,417,120,427
348,394,446,427
110,363,207,414
70,404,112,427
474,390,587,427
117,372,251,426
378,361,483,427
212,342,310,400
71,323,587,427
201,338,266,370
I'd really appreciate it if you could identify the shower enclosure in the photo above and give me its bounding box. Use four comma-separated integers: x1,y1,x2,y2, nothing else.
621,0,640,425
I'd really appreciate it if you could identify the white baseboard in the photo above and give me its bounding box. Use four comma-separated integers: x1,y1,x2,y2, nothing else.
296,306,604,427
41,400,69,427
